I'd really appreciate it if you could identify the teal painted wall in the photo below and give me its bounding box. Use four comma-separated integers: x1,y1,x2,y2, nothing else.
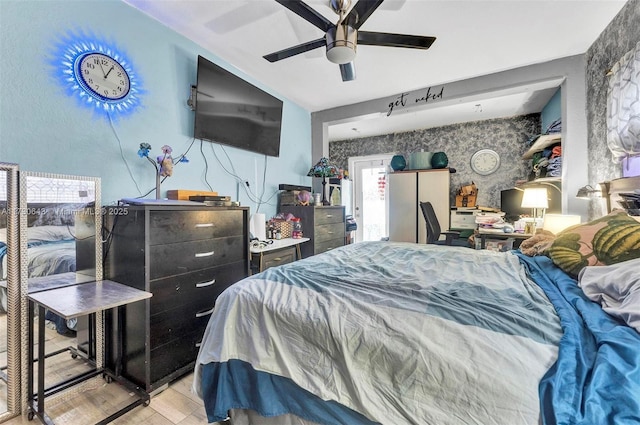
541,88,561,132
0,0,311,217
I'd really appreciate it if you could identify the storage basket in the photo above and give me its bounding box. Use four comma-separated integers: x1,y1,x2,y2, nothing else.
272,220,293,238
485,238,514,252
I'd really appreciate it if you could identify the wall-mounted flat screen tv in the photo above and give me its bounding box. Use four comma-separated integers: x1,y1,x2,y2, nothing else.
194,55,283,157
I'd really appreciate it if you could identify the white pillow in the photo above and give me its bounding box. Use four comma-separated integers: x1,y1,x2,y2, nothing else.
578,258,640,333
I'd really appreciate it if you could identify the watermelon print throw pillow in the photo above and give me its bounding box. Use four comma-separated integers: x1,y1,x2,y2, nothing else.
547,210,640,277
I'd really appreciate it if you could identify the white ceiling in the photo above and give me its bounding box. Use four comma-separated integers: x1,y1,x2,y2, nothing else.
124,0,627,140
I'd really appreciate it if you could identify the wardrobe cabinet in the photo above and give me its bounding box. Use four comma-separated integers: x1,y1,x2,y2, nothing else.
104,205,249,392
388,169,450,243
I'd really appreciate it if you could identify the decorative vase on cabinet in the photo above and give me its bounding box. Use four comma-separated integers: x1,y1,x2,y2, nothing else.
390,155,407,171
431,152,449,169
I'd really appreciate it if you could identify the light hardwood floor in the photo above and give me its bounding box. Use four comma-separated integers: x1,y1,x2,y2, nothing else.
3,371,212,425
1,319,217,425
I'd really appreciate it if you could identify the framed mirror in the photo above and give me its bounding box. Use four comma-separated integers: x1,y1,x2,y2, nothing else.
0,163,20,422
17,172,102,413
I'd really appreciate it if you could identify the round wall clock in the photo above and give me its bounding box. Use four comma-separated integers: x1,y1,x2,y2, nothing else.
470,149,500,175
75,53,131,101
52,30,142,119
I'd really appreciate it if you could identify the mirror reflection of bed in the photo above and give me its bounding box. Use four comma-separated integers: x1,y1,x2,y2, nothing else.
17,174,99,366
0,169,101,419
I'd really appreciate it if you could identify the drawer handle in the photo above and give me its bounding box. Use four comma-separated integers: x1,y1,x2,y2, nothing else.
196,279,216,288
195,307,215,318
195,251,215,258
326,214,333,218
195,223,214,228
327,231,334,234
195,342,202,348
273,257,282,261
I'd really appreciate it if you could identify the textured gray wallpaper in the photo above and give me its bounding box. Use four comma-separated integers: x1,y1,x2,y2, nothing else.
585,0,640,217
330,114,541,207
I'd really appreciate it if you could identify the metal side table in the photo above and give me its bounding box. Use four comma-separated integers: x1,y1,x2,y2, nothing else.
27,280,152,424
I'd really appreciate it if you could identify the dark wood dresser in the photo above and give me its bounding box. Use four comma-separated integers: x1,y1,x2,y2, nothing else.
278,206,345,258
104,205,249,392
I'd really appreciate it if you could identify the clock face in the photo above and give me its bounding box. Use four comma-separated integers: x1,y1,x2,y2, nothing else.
471,149,500,175
76,53,130,101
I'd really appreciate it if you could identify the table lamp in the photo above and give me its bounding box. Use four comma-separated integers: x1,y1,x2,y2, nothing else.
307,157,338,205
521,187,549,222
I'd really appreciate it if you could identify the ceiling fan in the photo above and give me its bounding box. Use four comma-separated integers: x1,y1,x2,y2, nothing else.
264,0,436,82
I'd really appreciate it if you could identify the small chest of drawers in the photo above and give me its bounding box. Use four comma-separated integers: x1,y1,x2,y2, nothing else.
104,205,249,392
278,206,345,258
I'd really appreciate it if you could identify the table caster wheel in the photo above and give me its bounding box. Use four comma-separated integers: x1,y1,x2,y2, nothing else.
71,353,78,359
28,410,34,420
104,375,113,384
143,399,150,407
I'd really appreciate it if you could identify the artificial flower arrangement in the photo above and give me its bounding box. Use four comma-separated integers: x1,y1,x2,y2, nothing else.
138,143,188,197
138,143,188,175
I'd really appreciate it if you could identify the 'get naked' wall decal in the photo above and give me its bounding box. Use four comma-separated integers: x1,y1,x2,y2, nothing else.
386,85,445,116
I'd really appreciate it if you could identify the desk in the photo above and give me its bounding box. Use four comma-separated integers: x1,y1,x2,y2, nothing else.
27,280,152,424
477,228,533,250
250,237,310,273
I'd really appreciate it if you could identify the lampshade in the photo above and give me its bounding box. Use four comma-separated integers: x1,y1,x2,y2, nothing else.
576,184,602,199
307,157,338,178
521,187,549,209
543,214,581,235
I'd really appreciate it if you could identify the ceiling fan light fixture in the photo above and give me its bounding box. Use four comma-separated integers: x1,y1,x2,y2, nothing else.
326,25,357,64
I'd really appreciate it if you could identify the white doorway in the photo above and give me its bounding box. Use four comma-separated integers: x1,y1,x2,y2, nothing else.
349,154,393,243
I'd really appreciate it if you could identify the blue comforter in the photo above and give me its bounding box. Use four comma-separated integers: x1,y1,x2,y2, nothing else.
194,242,640,425
518,253,640,425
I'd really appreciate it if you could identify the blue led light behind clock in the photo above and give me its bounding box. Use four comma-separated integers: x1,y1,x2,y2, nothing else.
51,30,143,120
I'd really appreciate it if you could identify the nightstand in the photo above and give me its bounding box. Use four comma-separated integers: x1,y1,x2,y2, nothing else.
250,237,310,273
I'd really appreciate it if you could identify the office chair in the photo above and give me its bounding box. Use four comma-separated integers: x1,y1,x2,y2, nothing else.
420,201,470,247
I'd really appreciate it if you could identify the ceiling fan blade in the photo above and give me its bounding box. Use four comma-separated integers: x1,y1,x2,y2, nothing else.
264,37,327,62
358,31,436,49
275,0,334,32
340,62,356,81
344,0,385,29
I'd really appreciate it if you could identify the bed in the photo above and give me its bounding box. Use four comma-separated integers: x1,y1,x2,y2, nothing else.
0,204,81,314
193,186,640,425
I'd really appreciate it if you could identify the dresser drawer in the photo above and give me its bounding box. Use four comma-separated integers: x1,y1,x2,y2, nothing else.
149,328,203,385
315,222,344,243
149,209,245,245
149,236,246,279
261,247,296,270
150,304,213,348
315,207,344,225
150,261,245,315
315,238,344,254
